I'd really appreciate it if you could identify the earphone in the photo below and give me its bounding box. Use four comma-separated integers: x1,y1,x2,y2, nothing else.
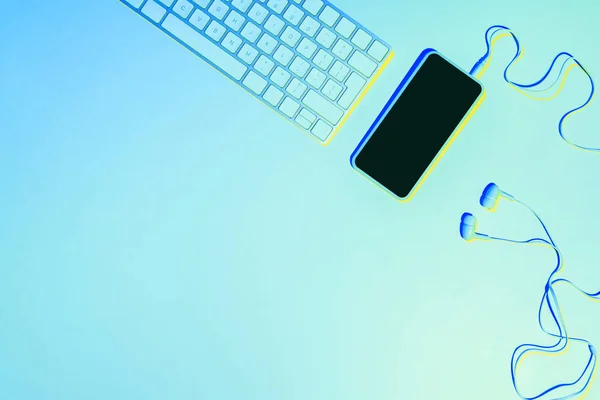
460,183,600,400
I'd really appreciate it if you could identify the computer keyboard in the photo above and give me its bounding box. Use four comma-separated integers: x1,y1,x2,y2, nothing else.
120,0,393,144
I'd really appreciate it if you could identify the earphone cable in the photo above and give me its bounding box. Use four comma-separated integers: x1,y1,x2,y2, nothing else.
470,25,598,153
485,195,597,399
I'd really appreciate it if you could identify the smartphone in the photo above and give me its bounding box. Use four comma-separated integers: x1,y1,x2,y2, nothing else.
350,49,485,201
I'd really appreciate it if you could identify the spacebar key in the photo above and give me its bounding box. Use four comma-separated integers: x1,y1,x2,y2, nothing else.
162,14,247,80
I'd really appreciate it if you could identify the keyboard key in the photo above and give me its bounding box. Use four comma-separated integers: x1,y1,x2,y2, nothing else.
225,11,246,31
206,21,227,41
281,27,302,47
222,32,243,53
322,79,343,100
295,115,312,129
267,0,288,14
312,120,332,140
123,0,145,8
280,97,300,118
297,38,317,59
257,33,278,54
248,3,269,24
349,51,377,77
296,109,317,129
304,90,343,125
271,67,291,87
273,45,294,66
232,0,252,13
332,39,352,60
290,56,310,77
156,0,175,7
283,5,304,26
313,49,333,70
241,22,261,43
243,71,268,94
255,55,275,76
162,15,248,80
299,16,320,37
141,0,166,23
338,72,366,109
264,85,284,106
330,61,350,82
368,41,389,62
319,6,340,27
335,17,356,38
208,0,229,20
316,28,336,48
174,0,193,18
238,43,259,64
352,29,372,50
190,10,210,31
302,0,324,15
300,109,316,124
265,15,285,36
124,0,393,143
306,68,326,88
286,78,308,99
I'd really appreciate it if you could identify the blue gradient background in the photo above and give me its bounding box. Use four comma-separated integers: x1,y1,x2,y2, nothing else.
1,0,599,399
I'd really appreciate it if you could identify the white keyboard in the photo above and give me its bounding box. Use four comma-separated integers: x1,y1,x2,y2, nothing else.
120,0,393,144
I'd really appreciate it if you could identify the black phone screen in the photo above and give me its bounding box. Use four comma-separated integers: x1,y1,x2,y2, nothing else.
353,52,483,199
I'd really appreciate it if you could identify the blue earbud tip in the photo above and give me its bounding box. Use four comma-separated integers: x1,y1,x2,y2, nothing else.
461,212,476,226
460,213,477,240
480,183,500,209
